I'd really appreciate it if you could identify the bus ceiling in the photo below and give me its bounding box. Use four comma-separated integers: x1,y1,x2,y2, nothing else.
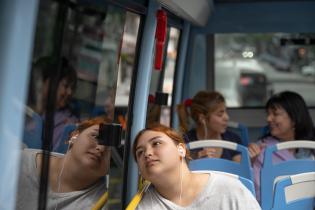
157,0,211,26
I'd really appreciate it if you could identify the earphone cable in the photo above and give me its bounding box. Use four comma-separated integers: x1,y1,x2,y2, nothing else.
179,157,183,205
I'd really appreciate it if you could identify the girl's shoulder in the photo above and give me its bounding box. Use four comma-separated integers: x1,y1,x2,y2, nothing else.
222,130,242,144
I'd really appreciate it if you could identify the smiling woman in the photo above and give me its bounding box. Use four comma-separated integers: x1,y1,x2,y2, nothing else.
15,117,111,210
132,124,261,210
27,56,79,151
249,91,315,201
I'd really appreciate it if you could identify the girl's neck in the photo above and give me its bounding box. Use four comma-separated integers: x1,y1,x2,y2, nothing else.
153,168,191,204
153,171,209,207
51,154,99,192
277,133,294,142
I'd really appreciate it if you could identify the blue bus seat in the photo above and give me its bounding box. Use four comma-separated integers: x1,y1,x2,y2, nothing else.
227,121,249,146
271,172,315,210
260,140,315,210
260,125,270,136
92,105,105,117
55,124,77,154
23,107,43,149
187,140,254,181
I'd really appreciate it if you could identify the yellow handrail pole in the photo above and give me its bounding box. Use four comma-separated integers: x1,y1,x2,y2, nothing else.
126,182,150,210
91,191,109,210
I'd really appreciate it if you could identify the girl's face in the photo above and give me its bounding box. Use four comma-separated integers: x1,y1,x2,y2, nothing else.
267,106,295,141
70,125,111,177
135,131,181,181
56,78,75,109
205,103,229,135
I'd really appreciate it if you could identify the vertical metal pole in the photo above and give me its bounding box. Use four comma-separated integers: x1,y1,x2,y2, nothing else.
124,0,159,205
0,0,39,209
171,22,190,129
38,1,69,209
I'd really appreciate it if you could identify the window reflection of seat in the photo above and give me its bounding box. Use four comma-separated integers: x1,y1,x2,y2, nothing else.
23,107,43,149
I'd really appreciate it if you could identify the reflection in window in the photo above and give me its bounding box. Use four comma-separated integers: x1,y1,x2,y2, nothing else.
20,1,141,209
215,33,315,107
160,28,180,126
63,6,127,121
146,27,180,127
163,28,180,104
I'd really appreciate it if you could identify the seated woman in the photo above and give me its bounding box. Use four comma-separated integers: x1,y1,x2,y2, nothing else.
16,117,111,210
132,124,261,210
26,56,79,151
177,90,241,160
249,91,315,201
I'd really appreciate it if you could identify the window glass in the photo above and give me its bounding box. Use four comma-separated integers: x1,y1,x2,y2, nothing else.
18,1,140,209
215,33,315,107
147,26,180,127
163,28,180,103
160,27,180,126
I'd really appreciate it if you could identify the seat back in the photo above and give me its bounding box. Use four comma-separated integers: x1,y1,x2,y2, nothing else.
23,108,43,149
187,140,253,181
227,121,249,146
260,125,270,136
271,172,315,210
260,140,315,210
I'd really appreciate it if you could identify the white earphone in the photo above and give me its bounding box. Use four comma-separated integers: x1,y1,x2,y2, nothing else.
178,146,185,157
69,134,78,145
199,116,208,139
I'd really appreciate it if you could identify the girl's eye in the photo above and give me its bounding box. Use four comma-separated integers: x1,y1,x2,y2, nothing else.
273,112,280,116
90,133,98,139
153,141,161,146
136,150,143,157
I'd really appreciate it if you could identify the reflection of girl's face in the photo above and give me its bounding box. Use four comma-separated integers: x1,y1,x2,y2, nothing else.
56,78,75,109
135,131,181,181
71,125,111,177
205,103,229,136
267,106,295,141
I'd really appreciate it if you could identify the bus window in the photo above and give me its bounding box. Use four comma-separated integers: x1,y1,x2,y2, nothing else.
215,33,315,107
161,27,180,126
147,26,180,127
18,1,141,209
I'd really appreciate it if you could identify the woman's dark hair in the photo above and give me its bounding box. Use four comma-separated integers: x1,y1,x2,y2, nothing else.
34,56,77,89
266,91,314,140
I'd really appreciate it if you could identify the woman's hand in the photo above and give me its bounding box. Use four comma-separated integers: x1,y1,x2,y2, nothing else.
197,147,223,158
248,143,265,161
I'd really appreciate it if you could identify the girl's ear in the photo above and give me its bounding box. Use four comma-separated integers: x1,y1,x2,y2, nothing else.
177,143,186,157
68,131,79,149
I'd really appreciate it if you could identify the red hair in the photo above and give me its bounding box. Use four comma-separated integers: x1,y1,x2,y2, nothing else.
132,123,191,161
69,116,111,138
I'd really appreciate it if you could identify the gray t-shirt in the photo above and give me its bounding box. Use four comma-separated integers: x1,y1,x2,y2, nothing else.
15,149,107,210
136,172,261,210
